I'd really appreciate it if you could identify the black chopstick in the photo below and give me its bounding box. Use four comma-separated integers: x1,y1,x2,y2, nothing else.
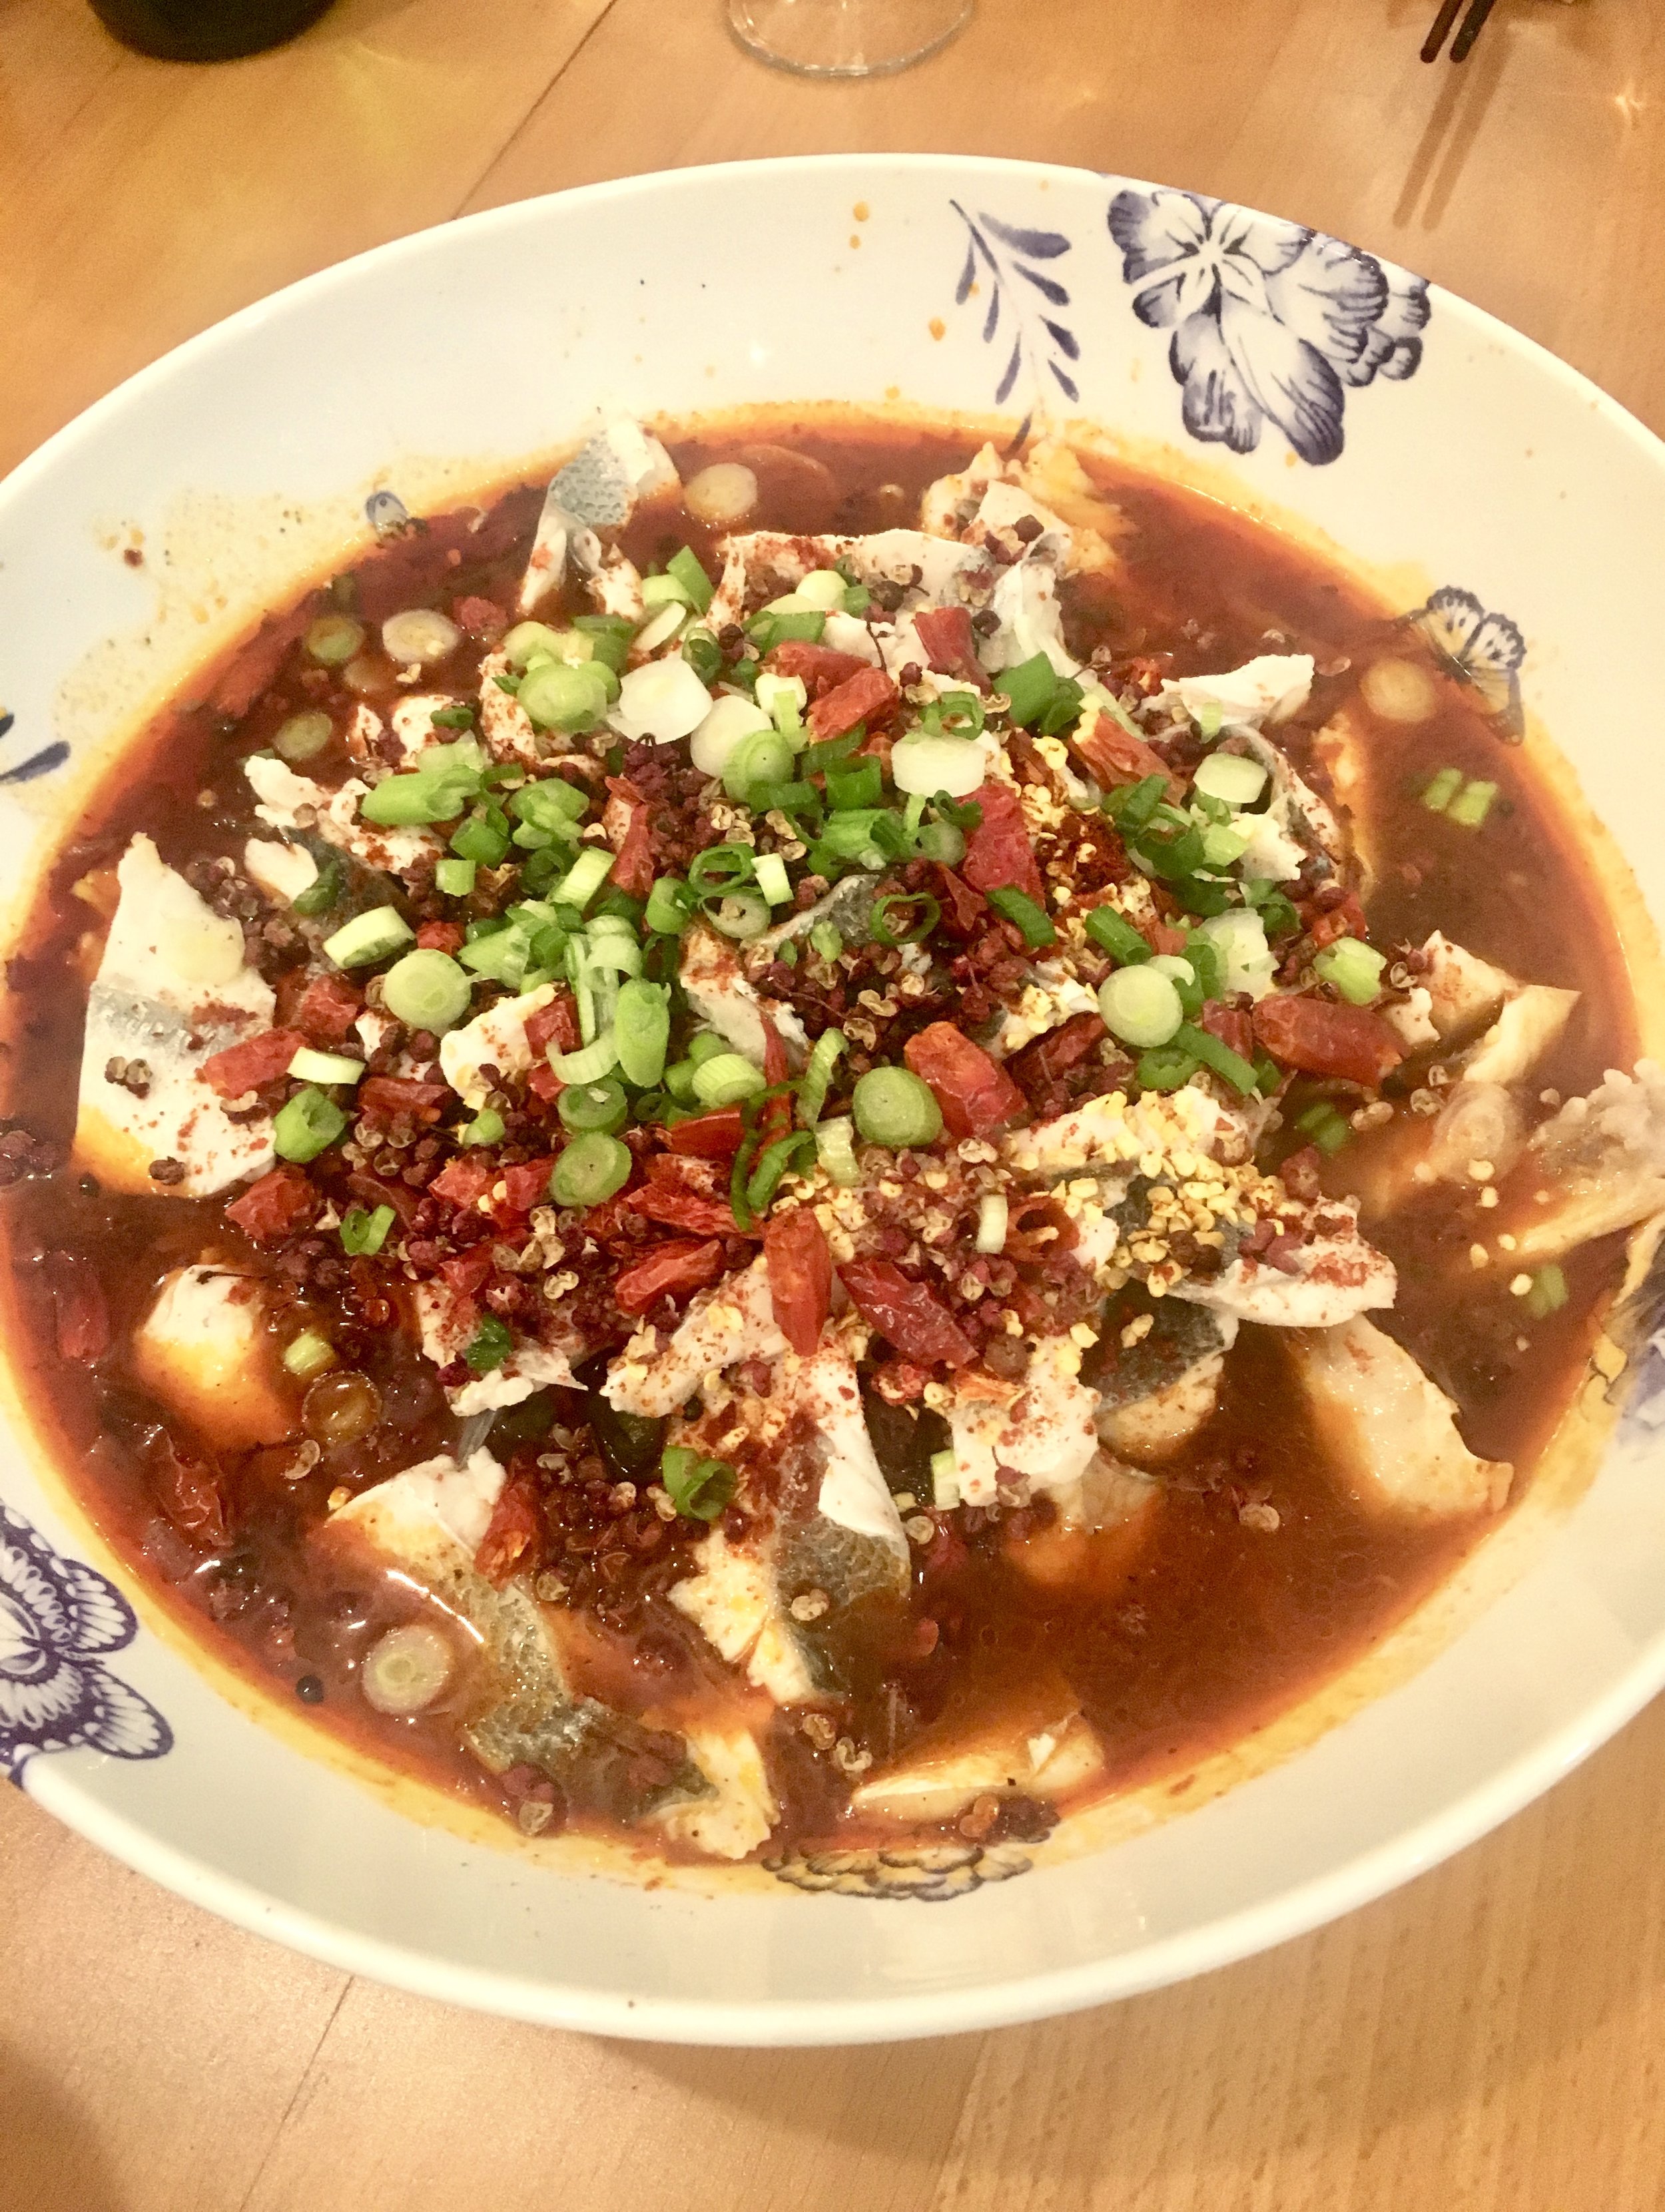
1422,0,1497,62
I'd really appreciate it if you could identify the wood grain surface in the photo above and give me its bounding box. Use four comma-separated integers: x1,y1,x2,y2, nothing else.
3,1,1664,2205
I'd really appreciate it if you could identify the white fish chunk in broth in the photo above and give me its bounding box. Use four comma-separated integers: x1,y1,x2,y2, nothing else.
328,1449,712,1826
679,926,807,1069
651,1725,779,1862
244,753,438,879
414,1281,587,1416
438,982,559,1110
1288,1318,1510,1520
604,1254,787,1420
517,417,680,617
1174,1201,1396,1328
1510,1060,1665,1262
850,1686,1105,1826
133,1266,292,1451
75,834,278,1197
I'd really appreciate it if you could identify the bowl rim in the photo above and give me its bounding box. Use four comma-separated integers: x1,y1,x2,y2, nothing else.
10,149,1665,2047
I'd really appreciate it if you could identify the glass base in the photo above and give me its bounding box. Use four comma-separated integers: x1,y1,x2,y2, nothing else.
727,0,972,77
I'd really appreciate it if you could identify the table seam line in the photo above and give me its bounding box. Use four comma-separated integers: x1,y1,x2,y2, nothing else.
450,0,623,218
233,1978,354,2212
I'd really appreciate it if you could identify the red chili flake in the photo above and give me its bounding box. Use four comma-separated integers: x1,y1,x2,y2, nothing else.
910,604,989,691
665,1106,747,1160
613,1239,727,1316
764,1209,832,1356
933,865,989,938
430,1154,494,1207
959,781,1045,905
1252,994,1404,1087
200,1028,308,1099
525,991,581,1057
439,1248,493,1297
224,1165,318,1243
902,1022,1025,1139
498,1157,557,1215
452,594,507,643
358,1075,450,1125
807,666,899,742
837,1259,976,1369
765,641,871,697
1069,710,1183,798
416,921,466,954
625,1187,749,1239
476,1475,544,1585
603,776,656,900
152,1436,231,1548
293,972,362,1047
1199,1002,1254,1061
43,1252,110,1362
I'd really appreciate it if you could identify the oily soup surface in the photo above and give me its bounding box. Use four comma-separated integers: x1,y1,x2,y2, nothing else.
0,415,1636,1868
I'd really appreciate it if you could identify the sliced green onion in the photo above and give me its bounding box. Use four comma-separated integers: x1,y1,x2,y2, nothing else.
549,1033,619,1085
283,1330,337,1378
1173,1021,1259,1096
1191,752,1269,807
753,853,793,908
429,702,474,731
870,891,940,947
551,1132,633,1210
1136,1045,1200,1094
797,1027,846,1128
322,906,414,971
509,777,589,832
1526,1262,1569,1320
687,844,757,897
340,1204,396,1256
724,726,794,801
681,627,723,684
286,1046,364,1085
641,571,695,615
552,846,615,913
450,814,510,865
502,621,567,670
274,710,334,762
693,1052,767,1107
799,730,862,774
1421,766,1463,813
995,652,1062,728
986,886,1056,948
664,1058,701,1105
644,877,696,936
291,860,344,919
460,1107,505,1147
1084,906,1152,964
615,978,671,1088
852,1065,942,1149
1313,938,1387,1006
1295,1100,1353,1154
661,1446,737,1522
975,1194,1008,1254
519,660,611,733
382,948,472,1032
705,890,771,940
1107,772,1167,831
273,1086,348,1163
1100,966,1184,1049
464,1316,513,1373
360,772,472,827
687,1030,729,1067
756,671,807,732
667,546,715,613
747,607,826,655
305,613,365,667
793,568,851,611
815,1115,860,1187
930,1450,960,1510
916,819,966,866
747,1131,816,1215
1448,778,1498,829
826,760,882,812
436,857,477,897
1194,699,1224,741
558,1077,628,1135
920,690,988,740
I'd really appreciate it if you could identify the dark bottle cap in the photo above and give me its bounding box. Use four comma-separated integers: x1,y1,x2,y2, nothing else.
88,0,335,62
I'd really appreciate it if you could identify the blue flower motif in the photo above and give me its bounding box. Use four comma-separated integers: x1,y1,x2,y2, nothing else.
1108,189,1430,466
0,706,69,787
1,1504,171,1783
950,204,1080,421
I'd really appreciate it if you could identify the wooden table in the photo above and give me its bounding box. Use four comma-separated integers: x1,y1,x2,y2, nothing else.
3,1,1665,2203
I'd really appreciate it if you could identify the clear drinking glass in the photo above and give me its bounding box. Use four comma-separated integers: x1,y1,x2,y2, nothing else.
727,0,972,77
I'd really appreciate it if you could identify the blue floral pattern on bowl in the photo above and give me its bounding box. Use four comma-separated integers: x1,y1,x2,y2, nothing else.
1,1502,171,1783
1107,188,1430,466
0,706,69,788
950,203,1080,415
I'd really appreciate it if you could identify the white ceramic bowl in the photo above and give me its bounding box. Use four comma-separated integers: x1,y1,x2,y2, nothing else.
5,154,1665,2046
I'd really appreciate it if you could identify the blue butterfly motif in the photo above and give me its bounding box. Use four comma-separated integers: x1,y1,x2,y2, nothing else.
949,204,1081,429
365,489,411,537
1402,587,1525,740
